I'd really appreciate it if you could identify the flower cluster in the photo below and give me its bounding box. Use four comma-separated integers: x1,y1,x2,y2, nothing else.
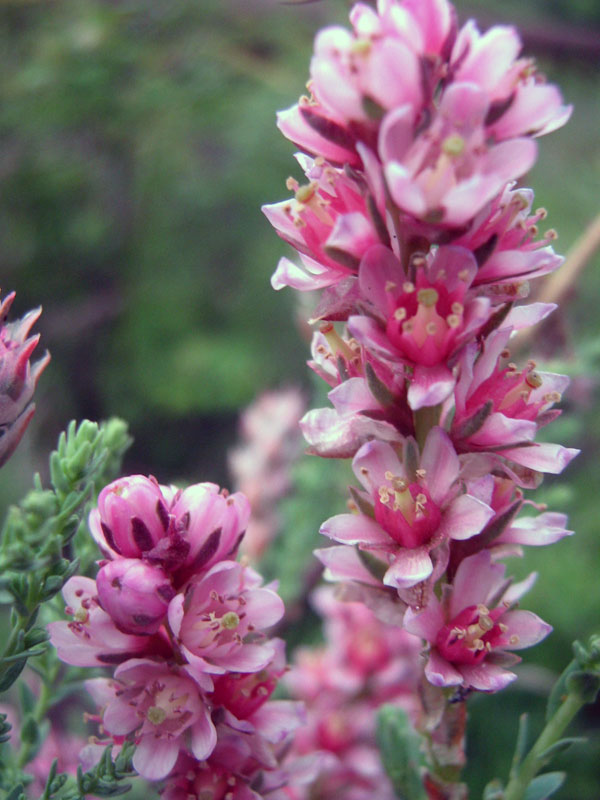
48,475,305,795
266,0,575,697
229,388,305,561
284,587,422,800
0,290,49,467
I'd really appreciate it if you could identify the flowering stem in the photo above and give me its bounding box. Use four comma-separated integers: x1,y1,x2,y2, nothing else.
502,692,584,800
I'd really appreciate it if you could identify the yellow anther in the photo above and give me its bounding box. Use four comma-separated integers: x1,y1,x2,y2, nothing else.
477,605,490,615
286,177,299,192
416,468,427,479
543,391,562,403
394,307,407,321
417,288,439,307
545,228,558,240
446,314,461,328
441,134,466,156
509,634,520,645
425,321,437,335
528,225,538,236
402,320,414,334
295,182,317,204
385,280,397,292
458,269,470,281
535,207,548,219
403,281,415,293
451,302,464,315
74,608,88,623
525,371,543,389
379,486,391,505
499,623,508,633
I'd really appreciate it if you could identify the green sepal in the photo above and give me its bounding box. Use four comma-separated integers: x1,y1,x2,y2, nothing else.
523,771,565,800
357,547,388,582
376,705,427,800
3,784,27,800
18,681,36,715
565,670,600,704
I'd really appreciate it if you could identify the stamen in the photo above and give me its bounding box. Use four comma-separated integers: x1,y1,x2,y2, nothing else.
441,134,466,156
394,307,407,321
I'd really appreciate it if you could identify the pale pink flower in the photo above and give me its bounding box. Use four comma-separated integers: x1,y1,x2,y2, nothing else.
0,291,49,467
85,660,216,781
229,388,304,561
96,558,175,635
168,561,284,684
404,551,552,691
320,430,493,592
380,85,536,227
47,576,159,667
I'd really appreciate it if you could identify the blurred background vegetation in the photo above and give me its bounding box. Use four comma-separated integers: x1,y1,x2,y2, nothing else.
0,0,599,796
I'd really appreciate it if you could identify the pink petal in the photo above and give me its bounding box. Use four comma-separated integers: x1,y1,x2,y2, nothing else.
133,735,179,781
379,104,416,163
449,551,505,618
320,513,392,547
210,642,276,673
420,427,459,505
459,662,516,692
383,548,433,589
190,706,217,761
329,377,380,415
315,545,381,586
500,511,572,546
250,700,306,744
385,162,427,217
501,610,552,649
103,698,140,736
502,302,556,331
407,364,455,410
440,494,495,541
425,649,463,687
241,588,285,630
403,595,444,642
500,443,579,473
352,439,404,492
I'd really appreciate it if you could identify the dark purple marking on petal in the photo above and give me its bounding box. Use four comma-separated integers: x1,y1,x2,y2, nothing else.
101,522,122,555
131,517,154,552
157,583,176,603
190,528,222,571
156,499,170,531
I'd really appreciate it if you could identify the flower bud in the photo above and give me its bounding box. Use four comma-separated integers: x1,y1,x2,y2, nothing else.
96,558,174,634
0,292,49,467
90,476,169,558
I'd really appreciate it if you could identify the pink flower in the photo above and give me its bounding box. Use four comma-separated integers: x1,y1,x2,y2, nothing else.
85,660,216,781
96,559,175,635
264,156,382,292
453,185,563,296
349,245,491,409
448,327,579,475
0,291,49,467
168,561,284,684
89,476,250,583
404,551,552,691
47,576,160,667
320,430,493,592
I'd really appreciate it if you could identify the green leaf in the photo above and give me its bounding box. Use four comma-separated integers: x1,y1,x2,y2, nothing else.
376,705,427,800
18,681,37,715
510,713,530,777
537,736,587,761
523,771,565,800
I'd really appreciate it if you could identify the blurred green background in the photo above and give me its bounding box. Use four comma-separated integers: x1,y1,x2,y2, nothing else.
1,0,599,796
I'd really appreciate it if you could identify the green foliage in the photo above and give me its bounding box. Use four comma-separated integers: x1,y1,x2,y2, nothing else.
376,706,427,800
0,418,131,693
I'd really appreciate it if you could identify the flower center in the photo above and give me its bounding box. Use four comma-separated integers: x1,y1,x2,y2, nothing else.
374,471,441,548
436,604,507,665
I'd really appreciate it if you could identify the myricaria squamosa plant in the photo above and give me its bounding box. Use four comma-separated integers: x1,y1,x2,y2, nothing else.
263,0,596,797
0,2,599,800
